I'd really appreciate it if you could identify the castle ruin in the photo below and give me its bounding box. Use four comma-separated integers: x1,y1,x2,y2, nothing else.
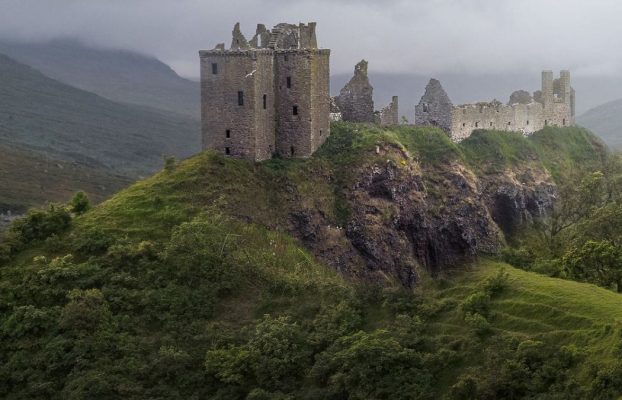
199,22,331,161
415,71,576,141
333,59,399,126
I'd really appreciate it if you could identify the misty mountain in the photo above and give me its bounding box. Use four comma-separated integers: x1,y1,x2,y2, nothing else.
332,71,622,121
0,39,199,119
577,99,622,149
0,52,200,178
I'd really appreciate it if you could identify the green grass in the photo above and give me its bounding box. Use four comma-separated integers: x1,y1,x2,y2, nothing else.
460,130,539,172
529,126,608,181
431,260,622,364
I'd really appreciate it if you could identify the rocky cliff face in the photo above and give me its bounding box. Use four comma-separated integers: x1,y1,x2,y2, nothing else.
261,141,557,287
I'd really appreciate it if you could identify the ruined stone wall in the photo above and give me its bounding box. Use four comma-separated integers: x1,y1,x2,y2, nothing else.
417,71,575,141
415,79,453,134
253,51,276,161
201,51,270,160
309,50,331,154
335,60,374,123
379,96,399,126
275,50,312,158
450,102,545,141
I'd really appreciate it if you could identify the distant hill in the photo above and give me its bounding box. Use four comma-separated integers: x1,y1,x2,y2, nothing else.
0,142,130,214
0,39,199,119
577,99,622,149
0,52,200,178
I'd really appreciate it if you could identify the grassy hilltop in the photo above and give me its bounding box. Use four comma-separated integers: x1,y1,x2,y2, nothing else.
1,123,621,399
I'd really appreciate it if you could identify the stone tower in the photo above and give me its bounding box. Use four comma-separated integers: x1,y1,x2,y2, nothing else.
335,60,375,123
541,70,575,127
199,22,331,161
414,79,453,134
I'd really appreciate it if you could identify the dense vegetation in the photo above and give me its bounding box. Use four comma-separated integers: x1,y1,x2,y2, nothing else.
1,124,621,399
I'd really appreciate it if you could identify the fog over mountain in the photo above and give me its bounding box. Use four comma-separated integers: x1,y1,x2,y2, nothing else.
1,0,622,114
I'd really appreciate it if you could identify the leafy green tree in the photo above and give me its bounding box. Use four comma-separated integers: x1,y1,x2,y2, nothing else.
310,330,434,400
562,240,622,292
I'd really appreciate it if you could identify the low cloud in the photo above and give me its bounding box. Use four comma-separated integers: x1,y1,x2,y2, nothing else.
0,0,620,79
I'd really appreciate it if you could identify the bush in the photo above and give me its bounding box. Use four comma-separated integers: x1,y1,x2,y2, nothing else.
482,268,509,297
460,292,490,318
68,191,91,215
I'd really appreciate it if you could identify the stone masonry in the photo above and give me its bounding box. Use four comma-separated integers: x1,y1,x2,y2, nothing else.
335,60,375,123
415,71,576,141
378,96,399,126
199,22,331,161
414,79,453,134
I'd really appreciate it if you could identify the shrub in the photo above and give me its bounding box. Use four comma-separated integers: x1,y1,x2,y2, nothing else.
68,191,91,215
460,291,490,318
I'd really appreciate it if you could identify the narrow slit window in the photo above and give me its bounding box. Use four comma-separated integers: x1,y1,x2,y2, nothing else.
527,120,530,125
293,106,298,115
211,63,218,74
225,147,231,155
490,122,493,127
238,91,244,106
475,121,479,128
563,118,566,126
226,129,231,138
286,77,292,88
263,94,267,110
290,146,295,156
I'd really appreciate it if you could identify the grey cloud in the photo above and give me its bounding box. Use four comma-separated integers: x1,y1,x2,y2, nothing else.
0,0,621,80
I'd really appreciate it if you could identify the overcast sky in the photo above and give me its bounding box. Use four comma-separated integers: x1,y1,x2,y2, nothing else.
1,0,621,80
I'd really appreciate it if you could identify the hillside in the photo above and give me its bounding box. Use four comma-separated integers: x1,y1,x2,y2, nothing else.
0,143,130,215
578,98,622,149
0,52,200,178
1,124,619,398
0,39,200,119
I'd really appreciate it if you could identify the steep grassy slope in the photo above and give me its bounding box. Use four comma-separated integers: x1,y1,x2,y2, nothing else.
578,98,622,149
0,52,200,177
0,39,199,119
0,143,130,213
0,124,617,399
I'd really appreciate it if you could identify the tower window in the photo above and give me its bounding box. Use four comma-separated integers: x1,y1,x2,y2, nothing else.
462,123,466,127
490,122,493,127
526,120,530,125
545,120,548,126
475,121,479,128
211,63,218,74
287,77,292,88
263,94,267,109
563,118,566,126
320,129,323,136
226,129,231,138
284,55,289,61
422,104,429,112
225,147,231,155
507,121,511,126
238,91,244,106
293,106,298,115
290,146,295,156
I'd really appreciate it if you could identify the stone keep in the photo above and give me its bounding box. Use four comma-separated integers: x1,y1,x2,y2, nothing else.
415,71,576,141
335,60,375,123
199,22,331,161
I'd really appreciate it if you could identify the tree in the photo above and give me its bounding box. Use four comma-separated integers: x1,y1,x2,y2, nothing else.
562,240,622,292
